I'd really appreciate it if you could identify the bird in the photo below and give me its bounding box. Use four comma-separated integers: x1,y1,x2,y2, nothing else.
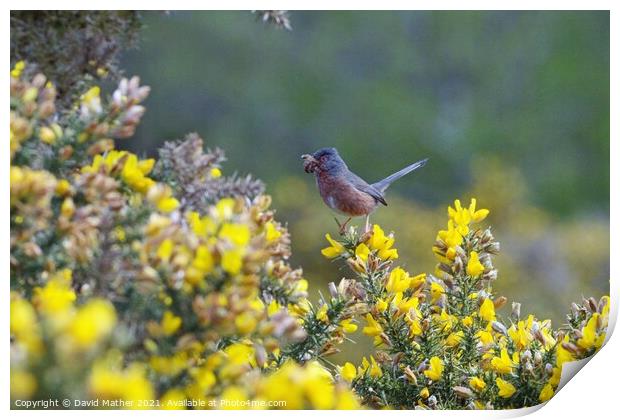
301,147,428,234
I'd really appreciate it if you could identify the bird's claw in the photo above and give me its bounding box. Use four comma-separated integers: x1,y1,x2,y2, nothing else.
334,217,352,236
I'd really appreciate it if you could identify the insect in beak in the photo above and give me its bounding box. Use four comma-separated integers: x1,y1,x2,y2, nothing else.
301,154,318,173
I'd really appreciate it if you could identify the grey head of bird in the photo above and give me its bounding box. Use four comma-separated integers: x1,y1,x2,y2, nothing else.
301,147,347,174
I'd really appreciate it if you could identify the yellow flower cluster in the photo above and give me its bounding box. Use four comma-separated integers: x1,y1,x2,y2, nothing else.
89,357,154,408
10,61,57,158
322,224,398,262
11,67,360,410
253,360,359,409
10,166,57,233
322,199,608,409
11,270,119,400
82,150,179,212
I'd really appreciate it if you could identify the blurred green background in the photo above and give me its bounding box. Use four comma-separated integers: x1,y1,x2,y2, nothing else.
120,11,609,355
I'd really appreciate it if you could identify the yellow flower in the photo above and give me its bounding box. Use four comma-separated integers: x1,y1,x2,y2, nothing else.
10,296,37,335
362,313,383,337
235,312,257,335
495,377,516,398
366,224,398,260
437,220,463,248
82,85,101,103
224,342,256,367
423,356,444,381
386,267,411,293
420,387,430,399
60,197,75,218
339,318,358,333
161,311,182,336
221,249,244,275
215,197,236,219
39,126,57,144
187,212,215,236
121,154,156,193
577,313,600,350
265,221,282,242
375,298,388,312
156,238,174,262
539,383,554,402
430,282,445,303
467,251,485,277
368,356,382,377
378,245,399,260
55,179,72,196
220,223,251,246
468,198,489,223
156,196,180,213
469,377,486,392
549,366,562,387
210,167,222,178
341,362,357,382
150,353,189,376
68,299,117,349
23,87,39,102
601,295,610,317
435,309,456,332
407,314,423,337
189,366,216,394
335,391,360,410
409,273,426,289
90,361,154,405
446,331,464,347
393,293,419,315
135,157,154,174
267,300,282,317
316,304,329,322
192,244,214,274
448,199,471,229
257,360,354,409
448,198,489,228
475,329,494,346
114,226,126,242
33,270,76,315
446,246,457,260
360,356,382,378
556,335,575,366
491,348,515,374
10,370,37,399
462,316,474,327
479,298,496,322
321,233,346,259
355,242,370,262
366,224,388,249
11,60,25,78
508,319,533,350
145,183,178,212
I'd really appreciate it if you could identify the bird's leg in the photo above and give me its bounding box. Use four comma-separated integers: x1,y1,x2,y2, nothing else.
334,217,352,236
364,215,370,233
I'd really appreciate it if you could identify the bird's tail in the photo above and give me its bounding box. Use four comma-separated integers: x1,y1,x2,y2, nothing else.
371,158,428,193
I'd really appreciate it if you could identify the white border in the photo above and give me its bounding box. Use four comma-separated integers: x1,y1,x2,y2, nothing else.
3,3,616,419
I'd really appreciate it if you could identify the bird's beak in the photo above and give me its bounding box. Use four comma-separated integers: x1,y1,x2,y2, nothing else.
301,154,318,173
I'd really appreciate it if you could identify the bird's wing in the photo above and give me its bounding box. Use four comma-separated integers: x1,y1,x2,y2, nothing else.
347,171,388,206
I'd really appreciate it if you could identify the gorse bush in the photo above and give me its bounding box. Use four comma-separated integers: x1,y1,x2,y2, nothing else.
10,62,609,410
323,204,609,409
11,11,142,111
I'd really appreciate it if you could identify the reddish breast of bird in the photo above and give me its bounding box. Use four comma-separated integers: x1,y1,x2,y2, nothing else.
316,175,377,216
